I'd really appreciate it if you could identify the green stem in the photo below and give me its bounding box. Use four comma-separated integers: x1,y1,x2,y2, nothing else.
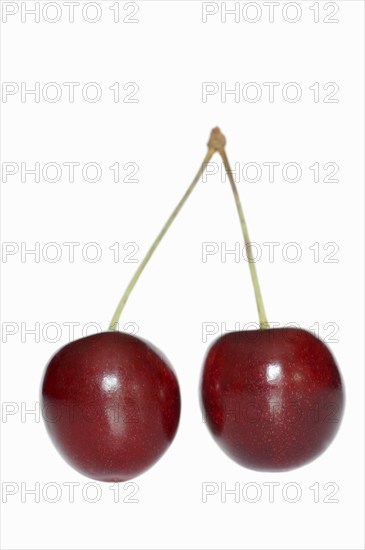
109,147,216,330
218,146,269,329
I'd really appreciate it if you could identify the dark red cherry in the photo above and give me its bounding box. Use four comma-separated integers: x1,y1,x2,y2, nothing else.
41,331,180,481
201,328,344,471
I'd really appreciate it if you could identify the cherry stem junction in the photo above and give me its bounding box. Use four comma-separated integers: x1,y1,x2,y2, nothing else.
108,143,216,331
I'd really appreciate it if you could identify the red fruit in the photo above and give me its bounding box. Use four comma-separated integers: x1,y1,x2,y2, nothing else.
41,331,180,481
201,328,344,471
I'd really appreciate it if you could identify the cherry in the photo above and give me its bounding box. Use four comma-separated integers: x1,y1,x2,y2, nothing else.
201,328,344,471
41,135,217,481
200,129,344,471
42,332,180,481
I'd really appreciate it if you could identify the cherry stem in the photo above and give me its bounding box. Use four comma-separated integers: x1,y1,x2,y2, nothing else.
108,141,217,331
217,133,269,329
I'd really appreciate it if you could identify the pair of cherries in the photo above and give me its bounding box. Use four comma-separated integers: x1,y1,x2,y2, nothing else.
41,129,344,481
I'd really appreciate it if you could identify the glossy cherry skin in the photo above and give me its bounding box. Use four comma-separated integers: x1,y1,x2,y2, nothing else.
201,328,344,471
41,331,180,481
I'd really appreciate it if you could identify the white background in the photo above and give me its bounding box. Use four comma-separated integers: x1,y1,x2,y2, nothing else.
1,1,364,549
